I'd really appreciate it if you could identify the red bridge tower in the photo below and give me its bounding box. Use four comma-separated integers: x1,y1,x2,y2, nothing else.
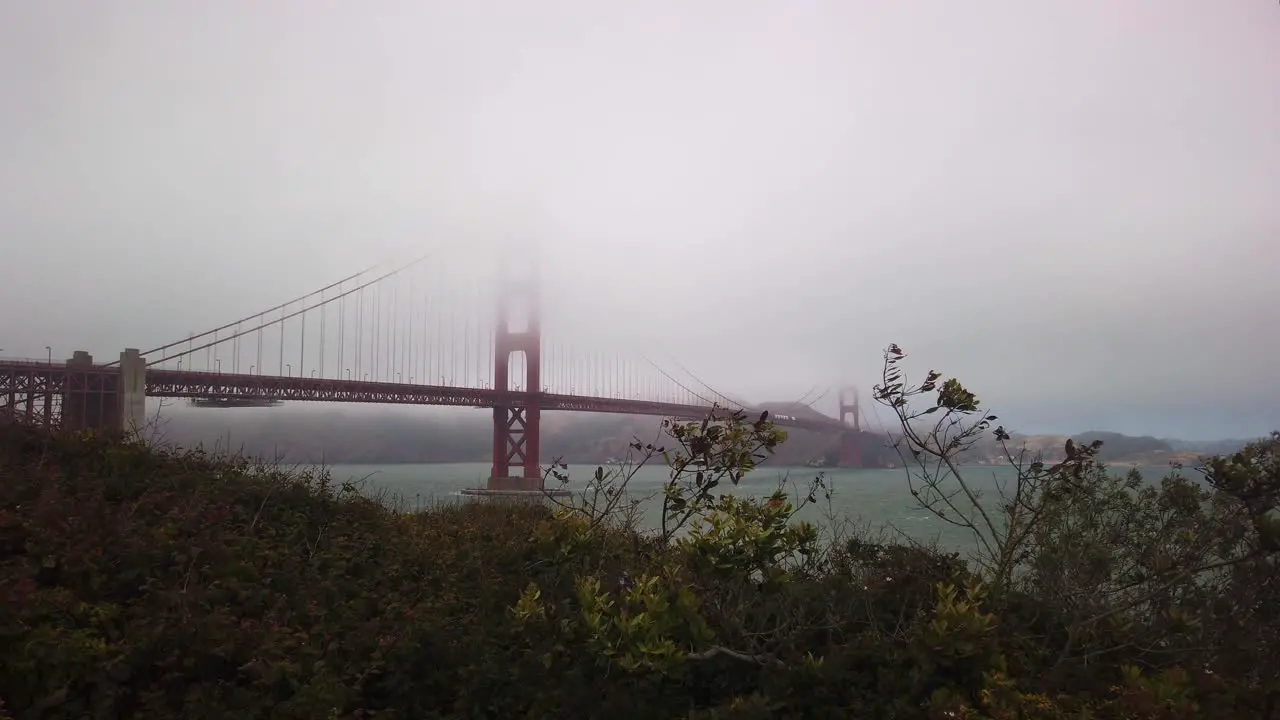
487,271,543,492
838,386,861,432
837,386,864,468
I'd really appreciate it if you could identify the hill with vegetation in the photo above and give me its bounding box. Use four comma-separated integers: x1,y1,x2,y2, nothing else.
938,428,1250,468
3,347,1279,718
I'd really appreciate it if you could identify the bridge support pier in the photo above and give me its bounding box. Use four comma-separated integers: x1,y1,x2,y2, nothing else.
838,432,865,468
61,349,146,437
62,351,112,432
488,405,542,492
118,348,146,436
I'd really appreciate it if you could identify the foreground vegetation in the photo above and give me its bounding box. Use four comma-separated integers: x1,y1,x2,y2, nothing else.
2,346,1277,718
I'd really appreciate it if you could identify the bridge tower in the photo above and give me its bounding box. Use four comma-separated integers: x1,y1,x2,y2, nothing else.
487,267,544,492
837,386,864,468
838,386,861,431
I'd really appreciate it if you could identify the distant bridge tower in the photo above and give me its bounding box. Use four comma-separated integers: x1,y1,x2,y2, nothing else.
838,386,864,468
838,386,861,431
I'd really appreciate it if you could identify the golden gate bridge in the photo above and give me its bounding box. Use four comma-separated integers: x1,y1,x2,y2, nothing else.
0,248,878,494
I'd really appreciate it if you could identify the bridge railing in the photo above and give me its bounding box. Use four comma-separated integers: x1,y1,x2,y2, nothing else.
0,357,69,367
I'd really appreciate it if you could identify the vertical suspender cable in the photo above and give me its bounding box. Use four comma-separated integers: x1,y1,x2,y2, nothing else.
319,289,326,379
278,304,286,375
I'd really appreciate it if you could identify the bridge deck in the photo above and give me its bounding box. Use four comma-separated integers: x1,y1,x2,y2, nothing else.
0,362,846,433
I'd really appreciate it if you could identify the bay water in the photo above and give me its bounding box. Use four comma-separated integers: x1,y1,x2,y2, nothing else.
332,461,1177,555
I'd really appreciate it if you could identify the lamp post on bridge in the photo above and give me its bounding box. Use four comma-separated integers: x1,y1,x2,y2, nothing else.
45,346,51,364
346,368,351,380
215,359,221,373
286,364,291,377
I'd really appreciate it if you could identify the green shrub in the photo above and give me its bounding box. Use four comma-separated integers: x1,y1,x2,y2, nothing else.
1,378,1276,718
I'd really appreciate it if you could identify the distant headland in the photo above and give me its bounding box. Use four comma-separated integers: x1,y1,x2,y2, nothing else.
153,403,1258,469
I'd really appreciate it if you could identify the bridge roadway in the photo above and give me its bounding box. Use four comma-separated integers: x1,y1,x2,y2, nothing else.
0,361,846,434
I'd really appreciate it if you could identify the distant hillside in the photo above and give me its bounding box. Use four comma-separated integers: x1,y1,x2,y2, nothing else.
1164,437,1259,455
950,429,1245,468
151,403,1252,471
1073,431,1175,462
150,402,848,468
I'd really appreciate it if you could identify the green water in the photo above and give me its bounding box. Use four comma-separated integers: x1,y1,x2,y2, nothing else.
332,461,1179,554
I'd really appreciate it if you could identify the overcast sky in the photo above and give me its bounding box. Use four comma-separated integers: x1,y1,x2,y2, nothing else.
1,1,1276,439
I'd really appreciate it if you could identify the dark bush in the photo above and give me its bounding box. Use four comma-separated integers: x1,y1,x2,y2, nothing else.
1,411,1277,718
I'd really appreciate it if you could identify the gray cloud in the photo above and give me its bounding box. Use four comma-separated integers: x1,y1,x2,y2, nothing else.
1,0,1276,439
